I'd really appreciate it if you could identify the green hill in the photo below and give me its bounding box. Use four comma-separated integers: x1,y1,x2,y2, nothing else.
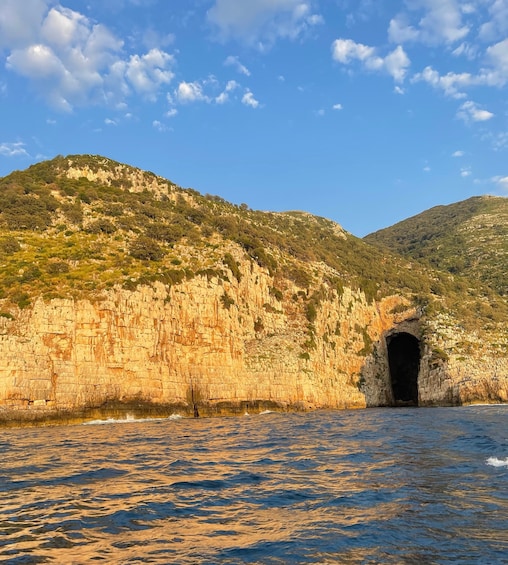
364,196,508,297
0,155,505,330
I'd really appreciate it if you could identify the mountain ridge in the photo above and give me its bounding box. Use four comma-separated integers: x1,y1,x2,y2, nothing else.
0,155,506,424
364,195,508,297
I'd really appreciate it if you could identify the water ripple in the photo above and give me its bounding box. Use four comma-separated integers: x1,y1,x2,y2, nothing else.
0,406,507,563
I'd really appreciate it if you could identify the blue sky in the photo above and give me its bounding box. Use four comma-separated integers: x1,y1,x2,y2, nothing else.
0,0,507,236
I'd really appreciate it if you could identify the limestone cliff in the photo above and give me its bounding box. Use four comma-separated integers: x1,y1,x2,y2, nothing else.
0,155,507,424
1,253,507,425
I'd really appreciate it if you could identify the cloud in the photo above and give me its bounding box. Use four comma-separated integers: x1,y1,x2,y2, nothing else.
153,120,169,132
224,55,250,76
452,42,478,60
331,38,375,64
492,131,508,150
460,167,472,177
2,2,174,110
452,150,464,157
388,0,470,46
242,89,260,108
492,175,508,191
123,49,174,100
215,79,239,104
0,141,29,157
0,0,47,50
411,66,473,98
485,38,508,86
332,103,343,110
104,118,117,126
331,39,410,83
411,38,508,100
479,0,508,41
175,81,210,103
457,100,494,122
207,0,323,47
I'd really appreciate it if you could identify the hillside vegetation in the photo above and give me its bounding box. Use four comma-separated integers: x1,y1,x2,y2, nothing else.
0,155,505,331
365,196,508,297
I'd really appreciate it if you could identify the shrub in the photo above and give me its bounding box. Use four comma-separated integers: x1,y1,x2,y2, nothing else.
129,236,164,261
221,292,235,309
0,237,21,254
47,261,70,274
269,287,283,301
254,317,264,332
223,253,242,282
86,219,117,234
145,223,185,244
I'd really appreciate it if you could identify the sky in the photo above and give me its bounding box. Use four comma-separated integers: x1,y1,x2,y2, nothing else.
0,0,507,237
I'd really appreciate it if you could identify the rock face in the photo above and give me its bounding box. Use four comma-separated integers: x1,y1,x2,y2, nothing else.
1,255,507,424
1,155,507,424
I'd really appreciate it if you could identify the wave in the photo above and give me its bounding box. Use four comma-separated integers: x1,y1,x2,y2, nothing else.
83,413,182,425
486,457,508,467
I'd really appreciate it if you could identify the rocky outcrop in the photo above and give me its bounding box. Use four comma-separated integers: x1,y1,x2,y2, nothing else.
1,254,507,425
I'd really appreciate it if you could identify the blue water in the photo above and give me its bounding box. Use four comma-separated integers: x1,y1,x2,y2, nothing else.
1,406,507,564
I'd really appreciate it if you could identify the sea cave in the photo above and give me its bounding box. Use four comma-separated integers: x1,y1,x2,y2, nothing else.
387,332,421,406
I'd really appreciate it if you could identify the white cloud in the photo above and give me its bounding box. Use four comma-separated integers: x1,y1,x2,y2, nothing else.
332,103,343,110
153,120,169,132
123,49,174,100
452,150,464,157
331,38,375,64
411,66,472,98
492,175,508,190
394,85,405,94
411,39,508,101
104,118,117,126
451,42,478,60
0,141,29,157
242,89,260,108
165,108,178,118
215,79,239,104
224,55,250,76
0,0,47,50
485,38,508,86
460,167,472,177
331,39,410,83
388,15,420,43
479,0,508,41
492,131,508,150
175,81,210,103
457,100,494,122
423,165,431,172
2,2,174,110
388,0,470,45
207,0,323,47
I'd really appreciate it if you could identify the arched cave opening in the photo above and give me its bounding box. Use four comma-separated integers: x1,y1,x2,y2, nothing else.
387,332,420,406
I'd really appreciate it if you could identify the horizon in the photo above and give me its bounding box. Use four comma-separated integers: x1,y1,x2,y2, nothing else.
1,1,507,237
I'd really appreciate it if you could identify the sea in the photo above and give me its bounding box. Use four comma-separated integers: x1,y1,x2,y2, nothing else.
1,406,507,564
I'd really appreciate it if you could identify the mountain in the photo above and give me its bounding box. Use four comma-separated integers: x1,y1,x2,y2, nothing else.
364,196,508,297
0,156,507,425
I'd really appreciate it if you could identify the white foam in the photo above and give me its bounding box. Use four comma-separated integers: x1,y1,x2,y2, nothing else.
486,457,508,468
83,414,178,425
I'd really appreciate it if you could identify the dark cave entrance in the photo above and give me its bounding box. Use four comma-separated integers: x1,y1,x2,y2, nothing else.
387,333,420,406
